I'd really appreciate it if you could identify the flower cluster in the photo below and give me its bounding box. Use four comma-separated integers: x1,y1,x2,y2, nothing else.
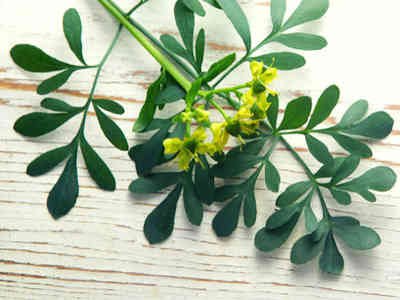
163,61,278,171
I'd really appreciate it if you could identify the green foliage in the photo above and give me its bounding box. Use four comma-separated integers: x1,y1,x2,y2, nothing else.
11,0,397,277
251,52,306,71
216,0,251,52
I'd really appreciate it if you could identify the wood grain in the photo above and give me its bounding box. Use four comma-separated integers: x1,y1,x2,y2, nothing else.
0,0,399,299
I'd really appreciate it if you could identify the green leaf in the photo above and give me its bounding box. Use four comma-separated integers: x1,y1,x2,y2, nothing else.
282,0,329,30
95,99,125,115
338,167,397,195
41,98,82,113
333,224,381,250
216,0,251,52
255,212,300,252
27,145,71,177
267,94,279,129
251,52,305,70
94,106,128,151
183,0,206,16
144,185,182,244
47,154,79,219
304,203,318,232
312,219,330,242
134,71,166,132
243,190,257,227
129,172,182,194
330,155,360,185
211,153,261,178
230,138,266,156
305,135,333,165
160,34,188,58
202,0,221,8
10,44,72,72
195,29,206,68
183,175,204,226
332,216,360,227
266,203,301,230
63,8,86,65
319,232,344,275
175,1,195,53
37,69,75,95
315,157,345,178
279,96,312,130
212,195,242,237
264,159,281,192
330,188,351,205
344,112,394,140
214,184,241,203
273,33,327,51
290,234,325,264
80,137,115,191
276,181,312,207
307,85,340,129
203,53,236,82
194,157,215,205
155,73,186,105
339,100,368,127
271,0,286,32
186,77,203,104
331,134,372,158
130,126,171,176
14,112,77,137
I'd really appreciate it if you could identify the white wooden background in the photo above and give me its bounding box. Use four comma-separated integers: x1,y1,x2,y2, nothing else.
0,0,399,299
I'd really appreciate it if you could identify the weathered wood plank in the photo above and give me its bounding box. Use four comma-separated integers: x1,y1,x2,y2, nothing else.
0,0,399,299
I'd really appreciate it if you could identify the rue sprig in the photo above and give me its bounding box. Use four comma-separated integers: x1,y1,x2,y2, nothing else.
11,0,396,275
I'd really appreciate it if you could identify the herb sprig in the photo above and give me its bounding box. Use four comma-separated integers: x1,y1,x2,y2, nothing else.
11,0,396,275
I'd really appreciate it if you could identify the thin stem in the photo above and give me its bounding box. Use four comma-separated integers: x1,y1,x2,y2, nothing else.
279,136,315,181
280,136,331,219
212,34,277,88
317,187,331,219
200,82,252,97
126,0,148,16
98,0,192,92
208,98,229,120
78,26,123,136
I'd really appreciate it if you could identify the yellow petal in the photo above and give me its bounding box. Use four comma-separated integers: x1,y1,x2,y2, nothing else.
197,142,217,156
181,111,192,123
236,106,253,120
250,61,264,78
211,122,229,152
260,67,278,85
242,90,256,106
194,106,210,123
163,138,183,155
177,148,193,171
191,127,207,142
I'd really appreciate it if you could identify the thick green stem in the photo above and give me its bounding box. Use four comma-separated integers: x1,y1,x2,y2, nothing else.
98,0,192,92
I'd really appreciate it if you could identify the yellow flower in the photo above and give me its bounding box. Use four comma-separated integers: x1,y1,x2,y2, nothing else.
180,111,192,123
211,122,229,153
249,61,278,95
193,105,210,124
163,127,215,171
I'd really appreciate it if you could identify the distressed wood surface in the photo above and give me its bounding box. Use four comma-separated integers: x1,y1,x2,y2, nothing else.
0,0,399,299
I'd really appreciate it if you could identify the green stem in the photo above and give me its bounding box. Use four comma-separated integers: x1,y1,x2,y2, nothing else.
78,26,123,136
279,136,331,218
98,0,192,92
212,34,277,88
208,98,229,120
279,136,315,180
200,82,252,97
